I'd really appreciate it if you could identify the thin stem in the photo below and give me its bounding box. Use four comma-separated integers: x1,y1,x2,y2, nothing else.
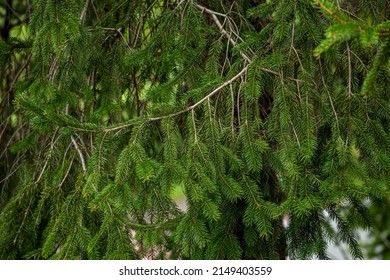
57,155,75,188
347,43,353,96
196,3,300,83
71,136,87,172
191,109,198,143
80,0,90,22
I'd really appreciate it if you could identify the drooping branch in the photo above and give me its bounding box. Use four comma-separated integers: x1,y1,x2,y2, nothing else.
196,4,252,63
148,64,250,122
314,0,346,24
63,64,250,133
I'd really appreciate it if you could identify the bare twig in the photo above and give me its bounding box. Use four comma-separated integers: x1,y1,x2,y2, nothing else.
90,0,99,20
347,43,353,96
35,129,60,184
98,132,108,172
196,4,300,83
101,27,132,49
0,123,26,160
319,59,340,134
71,135,87,172
14,196,33,244
131,0,159,48
0,154,23,184
76,133,90,158
0,116,10,143
197,4,251,64
58,155,75,188
230,84,235,133
54,2,305,135
191,109,198,143
80,0,90,22
65,64,248,133
237,75,242,128
149,64,250,122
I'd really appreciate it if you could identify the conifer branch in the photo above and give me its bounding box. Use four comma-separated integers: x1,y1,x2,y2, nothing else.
148,64,249,122
191,109,198,143
58,155,75,189
76,134,90,158
35,130,59,184
0,154,23,185
196,3,300,83
98,132,108,172
100,27,132,49
230,84,235,133
196,4,251,63
237,79,241,128
0,123,26,160
314,0,346,24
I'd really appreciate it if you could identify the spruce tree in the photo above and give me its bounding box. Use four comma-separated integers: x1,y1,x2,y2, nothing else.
0,0,389,260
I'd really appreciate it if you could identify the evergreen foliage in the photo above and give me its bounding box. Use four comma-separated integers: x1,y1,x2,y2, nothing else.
0,0,389,259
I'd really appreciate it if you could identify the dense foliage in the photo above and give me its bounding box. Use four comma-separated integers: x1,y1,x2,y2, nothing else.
0,0,389,259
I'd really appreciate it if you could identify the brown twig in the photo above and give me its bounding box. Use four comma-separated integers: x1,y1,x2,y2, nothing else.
315,0,346,24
